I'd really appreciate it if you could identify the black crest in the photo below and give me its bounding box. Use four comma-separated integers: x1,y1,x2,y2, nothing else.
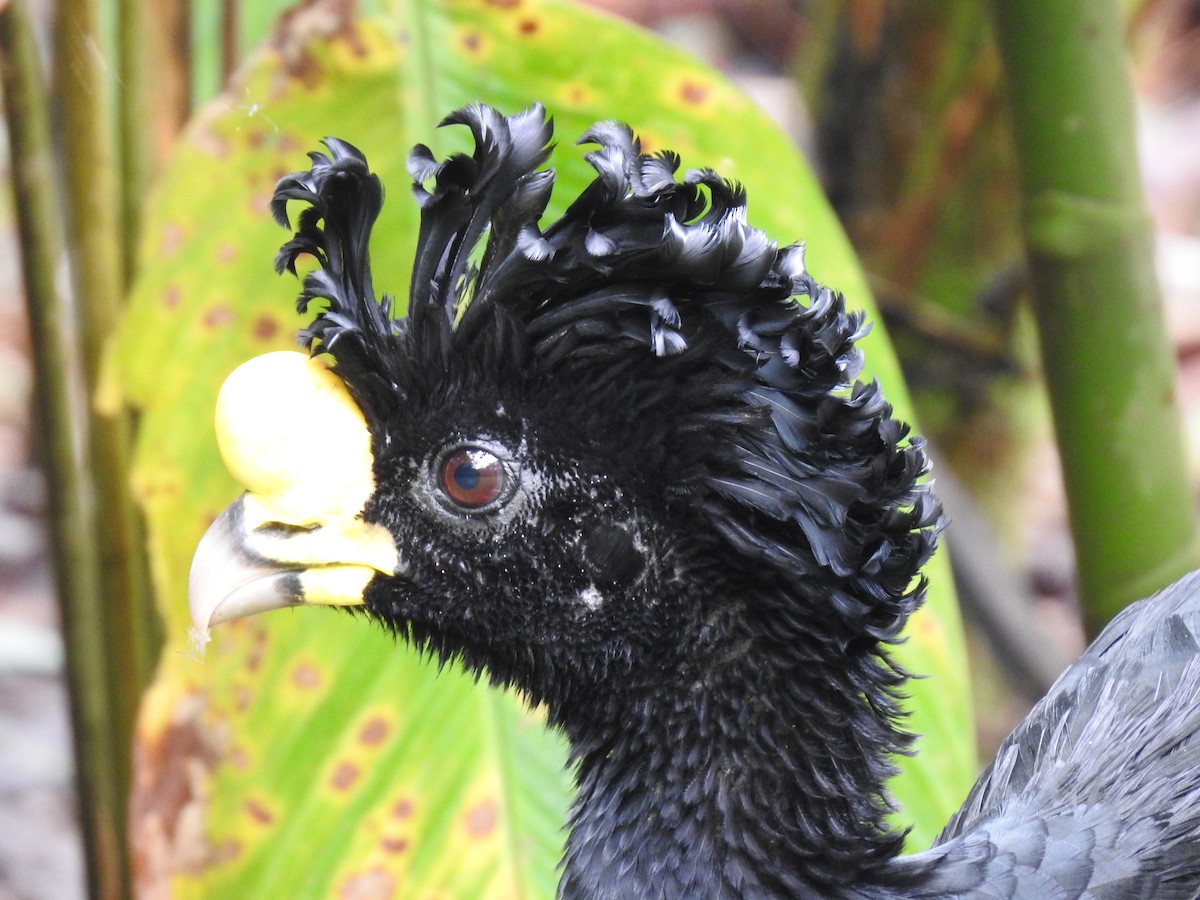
272,103,940,646
271,137,397,409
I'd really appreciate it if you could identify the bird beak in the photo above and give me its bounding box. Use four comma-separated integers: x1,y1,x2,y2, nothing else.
188,493,400,642
188,498,306,631
187,350,400,645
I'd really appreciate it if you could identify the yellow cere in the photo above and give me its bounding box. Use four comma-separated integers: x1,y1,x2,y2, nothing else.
216,351,376,522
298,567,378,607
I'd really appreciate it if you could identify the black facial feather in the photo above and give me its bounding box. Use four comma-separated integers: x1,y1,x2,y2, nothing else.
270,104,940,894
260,104,1200,897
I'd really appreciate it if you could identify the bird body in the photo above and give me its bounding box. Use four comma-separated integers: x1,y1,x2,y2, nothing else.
189,104,1200,898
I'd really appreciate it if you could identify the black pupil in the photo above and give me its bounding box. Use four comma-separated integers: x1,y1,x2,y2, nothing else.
454,461,482,490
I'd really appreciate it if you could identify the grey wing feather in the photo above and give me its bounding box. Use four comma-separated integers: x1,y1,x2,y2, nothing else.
886,570,1200,898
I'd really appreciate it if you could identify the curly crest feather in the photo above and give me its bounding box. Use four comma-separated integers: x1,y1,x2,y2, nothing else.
271,103,939,650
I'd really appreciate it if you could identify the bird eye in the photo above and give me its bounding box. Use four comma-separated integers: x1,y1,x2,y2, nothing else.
437,447,508,511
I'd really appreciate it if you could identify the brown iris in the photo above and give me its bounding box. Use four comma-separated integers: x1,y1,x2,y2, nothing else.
438,447,507,509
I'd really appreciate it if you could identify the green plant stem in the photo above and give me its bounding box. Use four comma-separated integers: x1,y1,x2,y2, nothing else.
115,0,165,686
990,0,1199,631
221,0,238,82
55,0,156,885
148,0,191,147
0,2,128,897
118,0,154,282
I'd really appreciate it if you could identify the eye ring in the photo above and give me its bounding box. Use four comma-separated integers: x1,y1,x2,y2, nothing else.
435,445,512,513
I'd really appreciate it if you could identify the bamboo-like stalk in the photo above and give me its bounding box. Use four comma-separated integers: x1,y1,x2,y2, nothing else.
147,0,191,139
121,0,190,222
115,0,166,687
221,0,239,84
54,0,156,891
990,0,1200,631
1,3,128,897
118,0,154,282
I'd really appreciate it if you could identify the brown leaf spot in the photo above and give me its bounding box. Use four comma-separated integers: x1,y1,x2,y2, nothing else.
339,868,396,900
132,472,182,505
272,0,358,84
330,760,360,792
358,716,389,747
464,800,498,838
234,684,253,713
163,285,183,309
292,661,321,690
193,130,232,159
517,17,539,36
380,836,409,855
460,30,484,54
561,84,590,107
244,798,274,826
253,315,280,341
214,839,241,864
161,223,186,257
245,642,265,673
247,190,274,216
679,79,710,106
202,305,236,329
229,746,250,770
391,798,414,820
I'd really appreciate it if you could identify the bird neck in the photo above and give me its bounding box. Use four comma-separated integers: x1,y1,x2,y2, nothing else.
556,602,910,897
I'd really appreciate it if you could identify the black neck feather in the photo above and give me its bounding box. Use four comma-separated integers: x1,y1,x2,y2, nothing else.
557,583,913,897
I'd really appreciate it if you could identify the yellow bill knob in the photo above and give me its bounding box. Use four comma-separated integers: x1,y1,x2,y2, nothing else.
214,350,377,523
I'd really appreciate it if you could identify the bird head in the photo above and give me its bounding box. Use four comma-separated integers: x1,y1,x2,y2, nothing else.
189,103,939,725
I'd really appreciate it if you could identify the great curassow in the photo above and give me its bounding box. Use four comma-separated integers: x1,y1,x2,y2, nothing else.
189,103,1200,897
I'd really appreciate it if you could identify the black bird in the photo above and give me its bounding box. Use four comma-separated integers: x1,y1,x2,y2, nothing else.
189,103,1200,897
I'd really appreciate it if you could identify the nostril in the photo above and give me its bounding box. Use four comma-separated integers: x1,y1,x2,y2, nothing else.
253,521,321,537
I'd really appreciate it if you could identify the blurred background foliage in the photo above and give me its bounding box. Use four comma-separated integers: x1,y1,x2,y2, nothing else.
2,0,1199,897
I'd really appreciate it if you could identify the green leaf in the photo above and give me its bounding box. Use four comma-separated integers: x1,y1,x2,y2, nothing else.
114,1,974,894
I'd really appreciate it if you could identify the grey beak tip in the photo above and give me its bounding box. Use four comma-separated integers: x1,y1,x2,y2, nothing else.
188,496,304,640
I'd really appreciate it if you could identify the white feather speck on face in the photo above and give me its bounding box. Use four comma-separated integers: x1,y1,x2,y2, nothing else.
578,585,605,610
631,531,648,555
